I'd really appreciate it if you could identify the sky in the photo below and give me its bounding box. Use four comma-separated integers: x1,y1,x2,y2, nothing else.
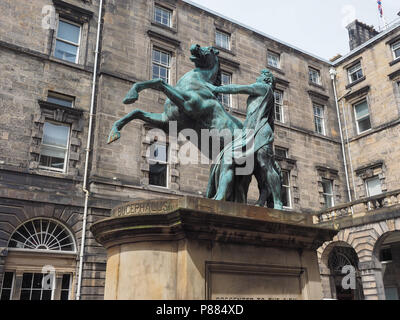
189,0,399,60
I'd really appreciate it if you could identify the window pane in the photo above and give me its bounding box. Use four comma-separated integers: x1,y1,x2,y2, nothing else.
275,147,287,158
358,117,371,133
20,290,31,300
385,287,399,300
22,273,33,289
54,40,78,63
268,53,280,68
216,31,230,49
2,272,14,289
154,6,171,26
33,273,43,289
322,179,333,195
42,290,52,300
47,96,73,108
62,274,71,290
149,163,167,187
57,21,80,44
366,177,382,197
324,194,334,208
42,122,69,148
150,144,167,162
61,290,70,300
355,101,369,119
0,289,11,301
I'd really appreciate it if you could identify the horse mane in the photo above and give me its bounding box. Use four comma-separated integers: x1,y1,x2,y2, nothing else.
213,57,222,87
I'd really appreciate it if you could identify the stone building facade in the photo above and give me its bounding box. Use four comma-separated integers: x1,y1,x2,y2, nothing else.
0,0,399,300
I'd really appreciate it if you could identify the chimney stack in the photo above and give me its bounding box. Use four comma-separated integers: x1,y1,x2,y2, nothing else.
346,20,379,51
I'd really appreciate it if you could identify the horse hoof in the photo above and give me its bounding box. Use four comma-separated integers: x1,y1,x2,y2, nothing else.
107,127,121,144
123,88,139,104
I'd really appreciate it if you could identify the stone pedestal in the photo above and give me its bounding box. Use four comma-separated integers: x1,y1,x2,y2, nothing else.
91,197,336,300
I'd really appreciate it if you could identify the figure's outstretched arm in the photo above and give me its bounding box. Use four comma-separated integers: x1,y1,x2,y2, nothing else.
207,82,266,96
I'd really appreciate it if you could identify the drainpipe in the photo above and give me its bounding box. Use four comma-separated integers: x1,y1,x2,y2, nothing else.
341,99,357,200
329,68,352,203
76,0,103,300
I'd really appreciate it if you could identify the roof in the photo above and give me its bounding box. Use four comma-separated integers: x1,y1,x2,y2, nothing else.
182,0,332,65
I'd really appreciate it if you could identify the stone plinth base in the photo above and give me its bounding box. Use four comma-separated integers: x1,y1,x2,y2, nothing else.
91,197,336,300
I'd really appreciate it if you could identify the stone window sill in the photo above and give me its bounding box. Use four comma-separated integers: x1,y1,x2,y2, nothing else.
151,21,177,34
389,58,400,67
346,76,366,89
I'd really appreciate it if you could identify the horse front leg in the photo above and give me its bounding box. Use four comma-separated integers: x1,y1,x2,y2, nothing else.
107,110,168,144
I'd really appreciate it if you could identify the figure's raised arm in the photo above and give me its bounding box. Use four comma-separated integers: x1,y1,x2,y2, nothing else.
206,82,267,97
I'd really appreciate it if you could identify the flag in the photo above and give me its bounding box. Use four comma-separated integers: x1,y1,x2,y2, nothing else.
377,0,383,18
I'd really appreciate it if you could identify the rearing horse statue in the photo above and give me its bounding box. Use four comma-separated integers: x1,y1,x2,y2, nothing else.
107,44,243,159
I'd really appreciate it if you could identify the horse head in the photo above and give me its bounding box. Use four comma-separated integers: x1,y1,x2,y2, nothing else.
190,44,221,86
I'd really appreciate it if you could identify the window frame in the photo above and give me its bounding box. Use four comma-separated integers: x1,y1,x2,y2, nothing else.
267,51,281,69
274,89,284,123
353,99,372,134
281,170,292,209
0,272,15,301
348,62,364,84
365,176,382,197
38,121,71,173
47,92,75,108
215,30,231,50
322,178,334,209
148,142,169,189
218,71,232,109
392,40,400,60
313,104,326,135
54,18,82,64
275,146,288,159
154,5,172,28
152,47,171,84
309,67,322,85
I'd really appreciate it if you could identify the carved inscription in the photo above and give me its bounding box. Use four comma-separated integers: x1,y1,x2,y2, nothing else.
112,200,178,217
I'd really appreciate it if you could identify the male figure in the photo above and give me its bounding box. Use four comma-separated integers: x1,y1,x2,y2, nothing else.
206,69,283,209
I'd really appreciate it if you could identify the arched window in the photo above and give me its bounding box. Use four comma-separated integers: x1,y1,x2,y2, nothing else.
8,218,76,252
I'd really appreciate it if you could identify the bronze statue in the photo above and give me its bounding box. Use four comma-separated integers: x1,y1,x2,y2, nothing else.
107,43,283,209
205,69,283,209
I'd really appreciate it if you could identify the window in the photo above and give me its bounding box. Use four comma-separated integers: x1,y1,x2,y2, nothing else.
275,146,288,158
47,93,74,108
8,218,76,252
0,272,14,300
20,273,54,300
61,274,72,300
348,62,364,84
365,176,382,197
154,5,172,27
322,179,334,208
39,122,70,172
380,247,393,262
313,104,325,135
354,100,371,134
218,72,232,108
215,30,230,50
149,143,168,187
152,48,171,83
268,51,280,69
309,68,321,85
274,90,284,122
54,20,81,63
281,170,291,208
392,41,400,60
